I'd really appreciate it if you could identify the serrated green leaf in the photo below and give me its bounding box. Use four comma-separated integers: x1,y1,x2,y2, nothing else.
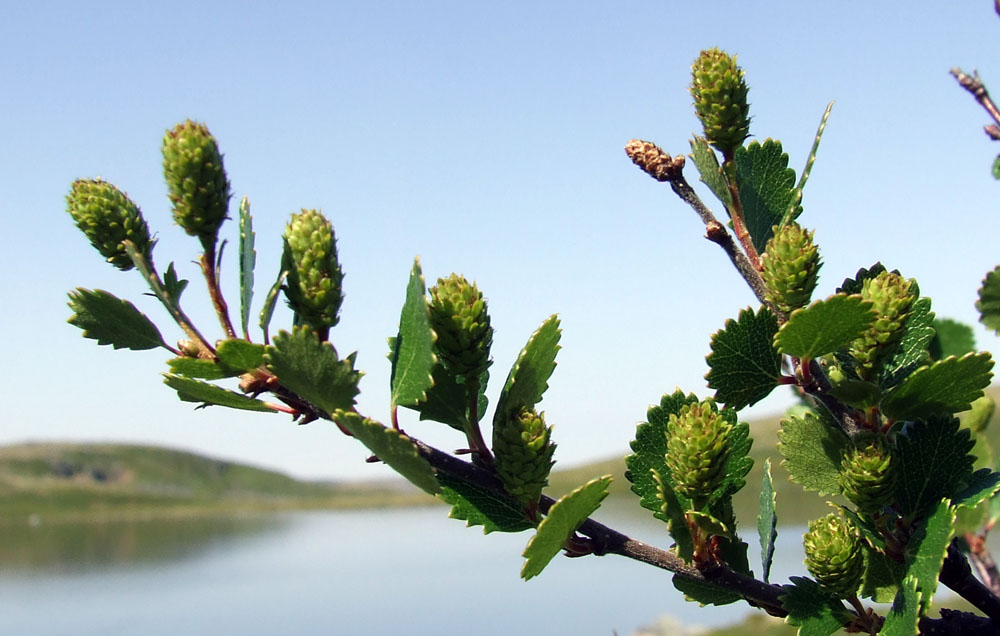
929,317,976,361
167,357,236,380
781,102,834,227
709,418,754,507
953,468,1000,509
837,263,887,295
780,576,851,636
216,339,265,372
860,543,904,603
978,265,1000,335
162,374,276,412
894,416,974,519
758,458,778,583
993,155,1000,180
705,306,782,410
881,353,994,421
734,139,797,254
162,262,188,302
259,269,287,342
876,297,935,389
333,411,440,495
907,499,956,610
436,472,532,534
494,315,561,422
403,362,470,431
880,576,920,636
777,411,849,496
775,295,876,359
521,475,611,580
265,326,362,414
238,196,255,338
67,288,167,351
689,135,732,210
390,258,435,410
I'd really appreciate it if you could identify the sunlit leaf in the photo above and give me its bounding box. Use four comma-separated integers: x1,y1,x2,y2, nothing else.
705,306,782,410
333,411,440,495
881,353,994,420
238,196,255,338
265,326,362,414
774,295,875,359
493,315,561,423
67,288,166,351
689,135,732,209
777,410,849,496
390,258,435,410
162,374,275,412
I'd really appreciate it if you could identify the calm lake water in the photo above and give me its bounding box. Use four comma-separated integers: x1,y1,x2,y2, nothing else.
0,502,806,635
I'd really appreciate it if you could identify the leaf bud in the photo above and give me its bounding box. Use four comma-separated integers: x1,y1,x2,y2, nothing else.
839,433,895,516
428,274,493,379
850,271,914,375
665,399,733,503
281,209,344,333
493,407,556,508
162,120,230,248
690,48,750,156
803,512,864,598
66,178,153,271
761,222,821,314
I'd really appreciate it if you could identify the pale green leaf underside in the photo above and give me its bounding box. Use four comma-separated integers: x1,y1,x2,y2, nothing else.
162,374,275,412
881,352,994,421
705,306,782,410
521,475,611,580
689,135,732,210
334,411,440,495
780,576,851,636
67,288,166,351
390,258,436,409
265,327,361,414
259,269,287,340
494,314,561,423
978,265,1000,334
167,357,237,380
436,472,532,534
758,458,777,583
216,339,266,372
774,295,875,358
238,196,255,338
777,411,849,496
735,139,797,254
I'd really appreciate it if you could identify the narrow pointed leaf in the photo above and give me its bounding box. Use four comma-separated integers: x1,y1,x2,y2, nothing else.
894,416,974,518
390,258,435,409
781,102,834,226
929,317,976,361
162,374,276,412
68,288,167,351
162,262,188,302
978,265,1000,334
265,326,362,414
494,315,561,423
259,269,287,342
521,476,612,580
780,576,852,636
734,139,797,254
705,306,782,410
777,411,849,496
758,458,777,583
238,196,255,338
333,411,439,495
689,135,732,209
907,499,956,610
881,352,994,421
216,339,266,373
436,472,532,534
774,295,875,358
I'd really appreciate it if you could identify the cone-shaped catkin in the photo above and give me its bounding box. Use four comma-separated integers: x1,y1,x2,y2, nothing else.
839,433,895,516
803,512,864,598
665,400,733,503
66,178,153,271
281,209,344,332
690,48,750,156
428,274,493,379
850,271,915,375
493,407,556,508
162,120,230,248
761,223,821,314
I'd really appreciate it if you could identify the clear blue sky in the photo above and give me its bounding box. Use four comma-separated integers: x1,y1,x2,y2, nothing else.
2,1,998,480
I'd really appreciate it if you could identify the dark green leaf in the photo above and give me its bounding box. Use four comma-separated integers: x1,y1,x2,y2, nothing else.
758,458,777,583
436,472,532,534
672,575,741,607
876,297,935,389
390,258,435,409
521,476,611,580
777,410,849,496
689,135,732,210
929,317,976,361
953,468,1000,510
894,416,974,518
978,265,1000,335
780,576,852,636
880,576,921,636
837,263,887,295
238,196,255,338
162,262,188,302
494,315,561,423
259,269,287,342
67,288,167,351
404,362,469,431
993,154,1000,180
265,326,362,414
705,306,782,410
860,542,904,603
774,295,875,359
167,357,236,380
216,339,266,373
881,353,994,420
734,139,797,254
162,374,276,412
333,411,440,495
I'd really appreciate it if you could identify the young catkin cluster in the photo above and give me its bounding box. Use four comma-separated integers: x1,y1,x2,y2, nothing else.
665,400,733,503
281,209,344,333
761,222,821,314
66,178,152,271
162,120,231,248
690,48,751,156
850,271,914,376
493,407,556,508
427,274,493,381
803,512,864,598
